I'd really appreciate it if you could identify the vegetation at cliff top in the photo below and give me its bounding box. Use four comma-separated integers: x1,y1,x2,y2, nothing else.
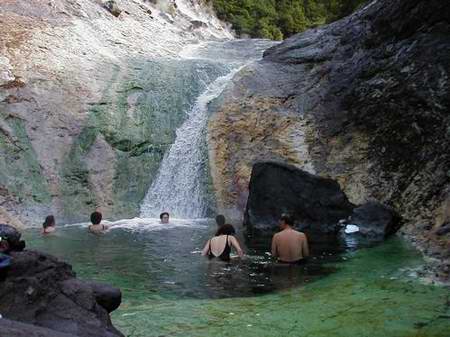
205,0,367,40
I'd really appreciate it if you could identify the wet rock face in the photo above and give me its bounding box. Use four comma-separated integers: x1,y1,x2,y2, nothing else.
0,250,123,337
244,162,354,233
208,0,450,277
350,202,402,239
0,0,231,225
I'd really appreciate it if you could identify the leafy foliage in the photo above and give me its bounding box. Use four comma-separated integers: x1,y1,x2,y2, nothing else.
205,0,367,40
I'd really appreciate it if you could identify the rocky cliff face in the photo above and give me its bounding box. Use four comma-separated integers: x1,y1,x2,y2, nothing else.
208,0,450,278
0,0,231,225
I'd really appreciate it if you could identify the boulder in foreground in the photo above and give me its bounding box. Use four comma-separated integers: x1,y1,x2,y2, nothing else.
0,250,123,337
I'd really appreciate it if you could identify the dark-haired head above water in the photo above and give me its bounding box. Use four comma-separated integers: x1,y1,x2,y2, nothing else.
90,211,102,225
280,213,294,227
160,212,169,224
42,215,55,228
215,214,225,227
215,224,236,236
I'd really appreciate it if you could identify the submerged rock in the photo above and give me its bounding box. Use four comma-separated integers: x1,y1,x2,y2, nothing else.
244,162,354,233
0,250,123,337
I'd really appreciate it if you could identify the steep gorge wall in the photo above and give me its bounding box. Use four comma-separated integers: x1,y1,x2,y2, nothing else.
0,0,230,225
208,0,450,272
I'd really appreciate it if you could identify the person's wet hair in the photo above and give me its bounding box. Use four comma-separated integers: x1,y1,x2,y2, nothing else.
42,215,55,229
160,212,169,220
90,211,102,225
215,224,236,236
280,213,294,226
215,214,225,227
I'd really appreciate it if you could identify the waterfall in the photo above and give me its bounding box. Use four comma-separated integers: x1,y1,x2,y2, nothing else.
139,40,275,219
140,66,240,218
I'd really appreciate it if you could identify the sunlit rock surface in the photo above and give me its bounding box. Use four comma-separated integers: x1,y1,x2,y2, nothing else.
0,0,231,224
208,0,450,279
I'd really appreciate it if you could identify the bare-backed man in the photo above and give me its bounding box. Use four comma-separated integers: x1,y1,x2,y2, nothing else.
271,214,309,264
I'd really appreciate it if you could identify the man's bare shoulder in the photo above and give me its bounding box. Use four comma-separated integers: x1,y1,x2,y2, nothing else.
295,231,307,238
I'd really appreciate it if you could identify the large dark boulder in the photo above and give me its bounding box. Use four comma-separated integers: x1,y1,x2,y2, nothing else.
244,162,354,233
349,201,402,239
0,250,123,337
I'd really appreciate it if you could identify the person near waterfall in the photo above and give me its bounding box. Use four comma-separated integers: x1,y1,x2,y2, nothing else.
215,214,225,227
88,211,109,233
271,214,309,264
160,212,170,224
42,215,56,235
202,224,244,261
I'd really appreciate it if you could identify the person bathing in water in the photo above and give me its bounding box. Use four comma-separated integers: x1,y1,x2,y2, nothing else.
215,214,225,227
88,211,109,233
160,212,170,224
202,224,244,261
271,214,309,264
42,215,56,234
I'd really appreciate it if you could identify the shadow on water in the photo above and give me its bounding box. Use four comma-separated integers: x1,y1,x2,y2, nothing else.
21,218,360,300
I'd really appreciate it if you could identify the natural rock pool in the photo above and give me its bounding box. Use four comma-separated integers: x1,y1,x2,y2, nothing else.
23,220,449,337
25,219,450,337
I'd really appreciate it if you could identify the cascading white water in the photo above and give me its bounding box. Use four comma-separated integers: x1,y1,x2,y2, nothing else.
140,66,241,218
140,40,276,219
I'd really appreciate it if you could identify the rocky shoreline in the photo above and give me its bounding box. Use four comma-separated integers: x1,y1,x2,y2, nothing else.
0,249,123,337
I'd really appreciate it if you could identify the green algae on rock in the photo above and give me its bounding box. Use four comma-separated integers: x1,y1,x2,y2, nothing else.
58,58,228,222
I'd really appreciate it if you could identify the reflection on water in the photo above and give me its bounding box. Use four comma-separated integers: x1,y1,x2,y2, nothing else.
23,218,346,299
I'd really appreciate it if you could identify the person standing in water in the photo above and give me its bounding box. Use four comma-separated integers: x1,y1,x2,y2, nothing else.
202,224,244,261
271,214,309,264
42,215,56,234
88,211,109,233
215,214,225,227
160,212,170,224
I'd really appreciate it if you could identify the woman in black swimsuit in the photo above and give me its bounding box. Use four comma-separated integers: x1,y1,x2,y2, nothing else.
201,224,244,261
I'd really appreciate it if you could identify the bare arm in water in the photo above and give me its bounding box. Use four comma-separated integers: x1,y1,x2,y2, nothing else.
271,234,279,258
201,240,211,256
229,236,244,257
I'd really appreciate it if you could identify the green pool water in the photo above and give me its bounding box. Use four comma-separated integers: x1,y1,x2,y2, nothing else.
24,220,449,337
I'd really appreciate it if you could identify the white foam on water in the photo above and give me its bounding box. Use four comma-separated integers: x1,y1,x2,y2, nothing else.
344,224,360,234
139,66,243,219
140,39,275,219
60,217,209,232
